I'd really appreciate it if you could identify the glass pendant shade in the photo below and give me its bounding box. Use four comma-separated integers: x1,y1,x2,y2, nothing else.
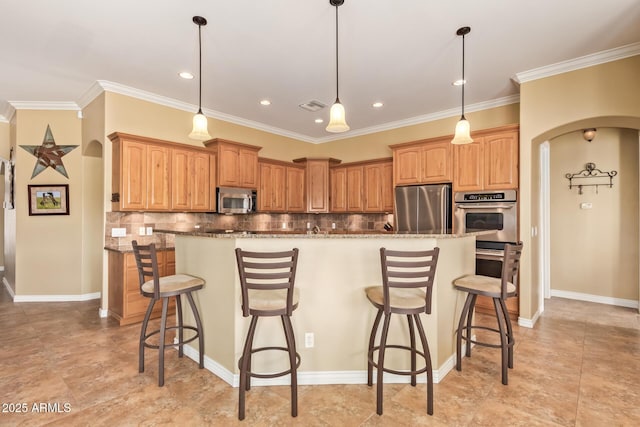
326,100,350,133
451,117,473,145
189,112,211,141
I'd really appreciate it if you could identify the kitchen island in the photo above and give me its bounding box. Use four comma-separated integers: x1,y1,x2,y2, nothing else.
156,228,488,386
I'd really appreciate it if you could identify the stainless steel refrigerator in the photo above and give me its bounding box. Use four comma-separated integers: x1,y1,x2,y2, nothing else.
394,184,452,233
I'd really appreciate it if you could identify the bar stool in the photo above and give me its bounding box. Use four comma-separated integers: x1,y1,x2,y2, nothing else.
453,242,523,385
365,247,440,415
235,248,300,420
131,241,205,387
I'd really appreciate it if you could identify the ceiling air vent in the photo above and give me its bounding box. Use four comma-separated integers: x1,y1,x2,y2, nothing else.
298,100,326,112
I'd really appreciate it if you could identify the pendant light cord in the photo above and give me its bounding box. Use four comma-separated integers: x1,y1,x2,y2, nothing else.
335,4,340,103
461,31,465,119
197,22,203,115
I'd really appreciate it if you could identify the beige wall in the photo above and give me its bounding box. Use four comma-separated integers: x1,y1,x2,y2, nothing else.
550,128,638,300
0,121,9,269
14,110,84,295
81,94,106,295
520,55,640,319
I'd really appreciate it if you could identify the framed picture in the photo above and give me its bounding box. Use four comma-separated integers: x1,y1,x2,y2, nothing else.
28,184,69,216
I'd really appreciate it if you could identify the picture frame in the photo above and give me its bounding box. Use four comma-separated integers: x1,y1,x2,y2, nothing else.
28,184,69,216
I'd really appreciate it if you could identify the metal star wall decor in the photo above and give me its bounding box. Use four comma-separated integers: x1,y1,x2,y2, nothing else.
20,125,78,179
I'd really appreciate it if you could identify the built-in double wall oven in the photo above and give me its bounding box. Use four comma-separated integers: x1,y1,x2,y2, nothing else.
454,190,518,278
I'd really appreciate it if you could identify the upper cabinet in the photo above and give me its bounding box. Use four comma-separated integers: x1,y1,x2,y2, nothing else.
109,132,215,212
453,125,519,192
330,158,393,213
293,158,341,213
257,159,305,213
391,138,452,186
204,139,261,189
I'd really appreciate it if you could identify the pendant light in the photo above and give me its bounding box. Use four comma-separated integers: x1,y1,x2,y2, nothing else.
451,26,473,145
326,0,349,133
189,16,212,141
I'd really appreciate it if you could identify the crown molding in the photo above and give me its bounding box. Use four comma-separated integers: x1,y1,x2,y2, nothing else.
0,102,13,123
513,41,640,84
77,80,106,110
8,101,79,111
314,94,521,144
94,80,318,143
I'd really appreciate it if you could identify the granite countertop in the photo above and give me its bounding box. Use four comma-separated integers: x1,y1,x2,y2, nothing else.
151,226,498,239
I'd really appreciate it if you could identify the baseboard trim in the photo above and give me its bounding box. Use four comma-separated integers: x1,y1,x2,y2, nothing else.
3,277,15,299
518,308,541,329
182,344,459,388
550,289,638,309
12,292,102,302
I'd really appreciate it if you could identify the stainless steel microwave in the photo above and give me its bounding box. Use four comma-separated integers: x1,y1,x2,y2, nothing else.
216,187,257,214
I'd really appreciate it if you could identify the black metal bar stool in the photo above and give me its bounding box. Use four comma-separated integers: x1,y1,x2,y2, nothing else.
132,241,205,387
235,248,300,421
453,242,523,385
365,247,440,416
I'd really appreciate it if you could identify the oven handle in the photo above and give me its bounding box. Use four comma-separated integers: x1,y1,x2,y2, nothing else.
456,204,515,209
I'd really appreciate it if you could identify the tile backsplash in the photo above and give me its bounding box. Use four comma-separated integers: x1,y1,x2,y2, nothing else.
105,212,394,249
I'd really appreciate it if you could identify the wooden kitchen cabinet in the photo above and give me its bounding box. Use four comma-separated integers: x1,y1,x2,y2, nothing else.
205,139,261,189
258,160,286,212
364,160,394,212
285,165,305,212
293,158,341,213
391,138,452,186
171,148,211,211
110,132,217,212
108,249,175,326
258,159,306,213
453,125,519,192
331,158,393,213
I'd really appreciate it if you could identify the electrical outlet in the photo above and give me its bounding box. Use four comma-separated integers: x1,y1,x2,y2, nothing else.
282,222,287,229
146,226,153,235
138,227,146,236
305,332,314,348
111,228,126,237
331,223,336,230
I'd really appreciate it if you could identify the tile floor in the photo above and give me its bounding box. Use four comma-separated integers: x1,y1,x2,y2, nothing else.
1,284,639,426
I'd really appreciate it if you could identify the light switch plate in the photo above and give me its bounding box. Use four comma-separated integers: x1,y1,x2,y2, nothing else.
111,228,126,237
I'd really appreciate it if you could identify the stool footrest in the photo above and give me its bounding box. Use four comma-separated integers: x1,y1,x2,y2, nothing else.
239,346,301,379
458,325,515,350
368,344,430,376
143,325,200,350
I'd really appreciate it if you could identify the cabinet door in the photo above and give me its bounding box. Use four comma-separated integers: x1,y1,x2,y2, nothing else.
258,162,273,211
271,164,286,211
363,164,382,212
286,167,305,212
121,140,147,210
347,166,364,212
453,140,484,192
393,146,421,185
483,130,519,190
421,141,452,183
209,154,217,211
171,148,191,210
191,151,211,211
382,162,394,212
218,144,241,187
239,148,258,189
306,160,330,212
330,168,347,212
146,144,171,210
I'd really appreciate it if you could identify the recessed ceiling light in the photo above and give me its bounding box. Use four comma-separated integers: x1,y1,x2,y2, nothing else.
179,72,194,79
372,102,383,108
260,99,271,106
452,79,466,86
315,118,324,124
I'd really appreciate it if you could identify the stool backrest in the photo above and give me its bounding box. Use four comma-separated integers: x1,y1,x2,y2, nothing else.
235,248,299,316
131,240,161,299
380,247,440,314
501,242,523,299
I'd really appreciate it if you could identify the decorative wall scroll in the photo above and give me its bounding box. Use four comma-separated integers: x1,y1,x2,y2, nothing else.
20,125,78,178
28,184,69,215
565,162,617,195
